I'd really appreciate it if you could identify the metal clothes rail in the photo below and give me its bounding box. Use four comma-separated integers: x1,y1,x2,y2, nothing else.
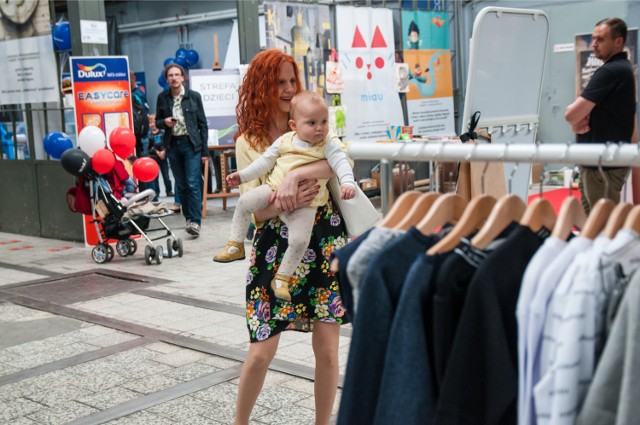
347,142,640,167
347,142,640,213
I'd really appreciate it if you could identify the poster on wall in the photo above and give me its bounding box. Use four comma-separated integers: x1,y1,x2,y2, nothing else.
401,10,449,50
403,49,455,136
336,6,403,142
190,69,240,146
575,29,638,97
264,1,332,94
400,9,455,137
70,56,133,141
0,0,59,105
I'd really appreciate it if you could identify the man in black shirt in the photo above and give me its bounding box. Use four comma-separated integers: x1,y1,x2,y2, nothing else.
565,17,638,214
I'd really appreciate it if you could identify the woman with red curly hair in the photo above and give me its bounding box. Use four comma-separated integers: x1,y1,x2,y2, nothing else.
231,49,350,425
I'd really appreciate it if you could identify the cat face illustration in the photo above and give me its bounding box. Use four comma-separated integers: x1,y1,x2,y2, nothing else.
351,25,388,80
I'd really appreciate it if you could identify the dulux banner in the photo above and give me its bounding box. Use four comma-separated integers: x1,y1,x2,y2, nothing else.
70,56,133,142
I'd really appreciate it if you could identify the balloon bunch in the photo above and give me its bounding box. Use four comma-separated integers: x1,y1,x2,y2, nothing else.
59,125,159,182
158,48,199,89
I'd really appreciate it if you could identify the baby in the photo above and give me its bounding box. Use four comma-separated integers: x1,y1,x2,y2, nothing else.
213,91,356,301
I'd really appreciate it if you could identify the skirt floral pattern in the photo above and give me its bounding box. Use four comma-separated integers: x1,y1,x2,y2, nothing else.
245,200,350,342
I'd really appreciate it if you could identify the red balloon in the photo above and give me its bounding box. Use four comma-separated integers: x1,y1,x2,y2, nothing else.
109,127,136,159
132,157,159,182
92,148,116,174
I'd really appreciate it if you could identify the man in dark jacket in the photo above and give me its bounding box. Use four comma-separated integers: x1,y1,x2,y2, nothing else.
155,63,209,237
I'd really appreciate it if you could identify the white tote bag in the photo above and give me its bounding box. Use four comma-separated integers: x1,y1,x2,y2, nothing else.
328,177,380,238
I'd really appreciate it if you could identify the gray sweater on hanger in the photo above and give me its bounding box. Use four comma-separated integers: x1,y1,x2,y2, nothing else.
576,270,640,425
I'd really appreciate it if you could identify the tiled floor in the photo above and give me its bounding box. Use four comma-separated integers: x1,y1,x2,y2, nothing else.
0,196,349,424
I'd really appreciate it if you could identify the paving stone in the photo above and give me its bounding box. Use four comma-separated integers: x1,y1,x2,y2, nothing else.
77,386,142,409
79,324,122,336
70,370,129,392
251,403,316,425
255,385,310,411
26,400,99,424
121,374,183,395
164,362,219,382
24,384,94,407
198,355,242,370
144,341,181,354
153,348,207,367
191,380,239,405
147,395,214,421
84,331,139,347
279,377,315,396
29,370,85,393
0,397,45,422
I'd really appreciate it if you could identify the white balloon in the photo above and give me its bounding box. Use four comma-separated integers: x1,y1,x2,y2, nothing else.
77,125,106,157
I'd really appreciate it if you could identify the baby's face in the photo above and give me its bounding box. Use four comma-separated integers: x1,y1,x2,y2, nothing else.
292,102,329,145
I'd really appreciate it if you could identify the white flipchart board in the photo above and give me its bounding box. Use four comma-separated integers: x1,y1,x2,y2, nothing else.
461,7,549,201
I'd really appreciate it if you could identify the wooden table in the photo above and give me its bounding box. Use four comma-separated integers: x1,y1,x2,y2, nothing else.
202,145,240,217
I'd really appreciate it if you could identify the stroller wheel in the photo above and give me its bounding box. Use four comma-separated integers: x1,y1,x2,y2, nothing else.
116,240,130,257
176,238,184,257
155,244,164,265
128,239,137,255
144,245,153,265
166,238,174,258
106,244,115,262
92,244,109,264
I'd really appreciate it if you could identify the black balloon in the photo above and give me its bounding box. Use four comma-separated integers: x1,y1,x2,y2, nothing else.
61,148,92,176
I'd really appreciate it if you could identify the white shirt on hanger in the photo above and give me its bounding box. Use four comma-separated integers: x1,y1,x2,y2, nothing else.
534,236,611,425
516,236,566,425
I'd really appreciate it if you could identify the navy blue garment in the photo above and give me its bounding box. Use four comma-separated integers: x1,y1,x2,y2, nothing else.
436,224,549,425
373,251,451,425
432,223,517,389
330,227,375,322
337,227,442,425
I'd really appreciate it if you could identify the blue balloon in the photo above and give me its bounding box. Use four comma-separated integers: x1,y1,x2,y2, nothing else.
173,56,188,69
158,73,168,89
163,57,174,67
175,48,188,59
185,49,200,67
53,22,71,51
43,132,73,159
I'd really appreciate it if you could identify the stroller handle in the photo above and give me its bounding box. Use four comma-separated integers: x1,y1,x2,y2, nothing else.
124,189,156,208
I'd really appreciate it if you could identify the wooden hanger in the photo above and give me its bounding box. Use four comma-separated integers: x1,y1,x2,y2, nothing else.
471,194,527,249
520,197,557,233
623,204,640,233
580,198,615,239
395,192,440,230
427,195,496,254
602,202,632,238
551,196,587,240
415,193,468,236
377,190,422,228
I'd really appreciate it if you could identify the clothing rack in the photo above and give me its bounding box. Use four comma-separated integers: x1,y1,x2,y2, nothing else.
348,142,640,212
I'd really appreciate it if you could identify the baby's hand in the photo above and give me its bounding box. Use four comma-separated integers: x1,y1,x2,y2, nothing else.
342,184,356,200
226,172,241,188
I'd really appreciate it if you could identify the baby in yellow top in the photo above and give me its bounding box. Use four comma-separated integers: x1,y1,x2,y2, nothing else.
213,91,356,301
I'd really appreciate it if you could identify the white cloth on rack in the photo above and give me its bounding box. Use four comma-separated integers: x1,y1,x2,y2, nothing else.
521,235,592,425
516,236,566,425
534,236,610,425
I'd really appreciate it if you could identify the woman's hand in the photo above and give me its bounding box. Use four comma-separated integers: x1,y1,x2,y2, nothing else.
270,178,319,212
271,170,303,211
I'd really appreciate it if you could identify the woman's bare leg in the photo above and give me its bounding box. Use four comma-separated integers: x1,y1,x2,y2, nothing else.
235,334,281,425
312,322,341,425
